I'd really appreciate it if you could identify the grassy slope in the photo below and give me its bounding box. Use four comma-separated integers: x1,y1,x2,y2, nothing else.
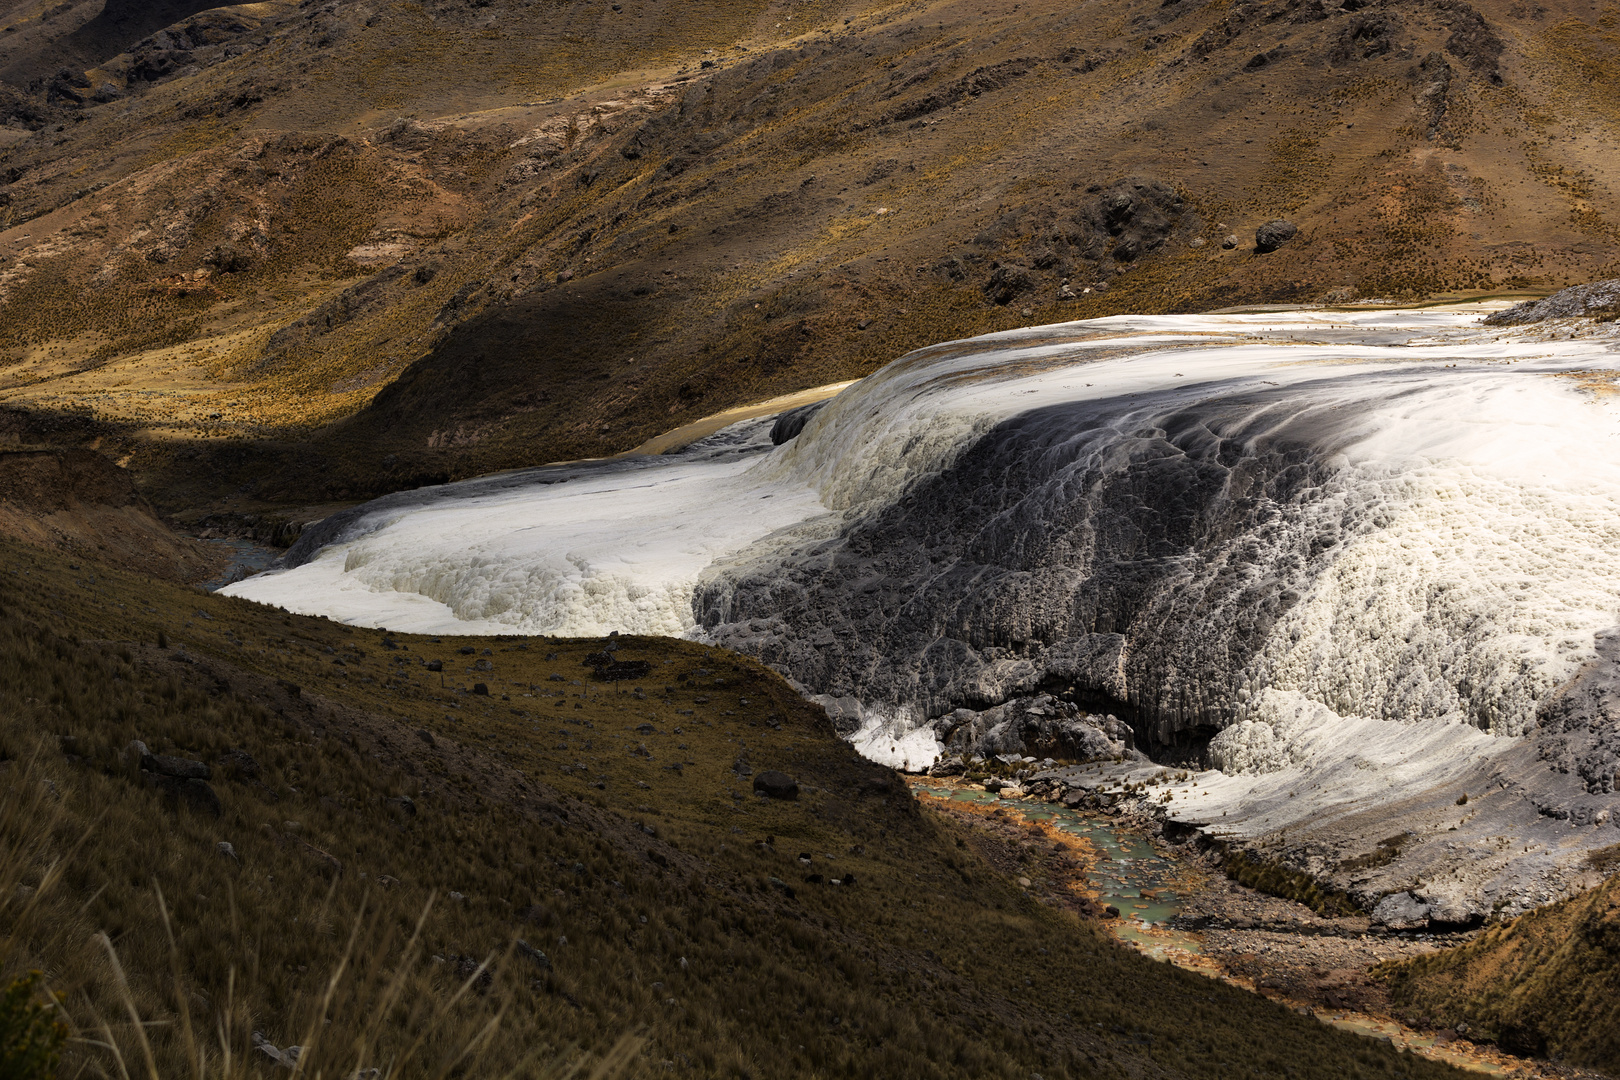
1380,867,1620,1073
0,535,1462,1079
3,0,1620,512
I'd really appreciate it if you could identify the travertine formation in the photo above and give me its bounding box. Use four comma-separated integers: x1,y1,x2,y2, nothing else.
230,304,1620,924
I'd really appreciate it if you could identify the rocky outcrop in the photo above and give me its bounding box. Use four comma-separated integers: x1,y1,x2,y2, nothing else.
752,770,799,799
928,694,1134,762
139,749,222,817
1078,178,1199,264
1254,220,1298,253
1482,279,1620,325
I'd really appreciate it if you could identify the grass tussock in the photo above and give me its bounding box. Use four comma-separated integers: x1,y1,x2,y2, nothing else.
1220,850,1361,919
0,535,1465,1078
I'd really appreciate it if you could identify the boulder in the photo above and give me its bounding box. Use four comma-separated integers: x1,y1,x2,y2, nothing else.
752,770,799,800
516,938,551,970
144,772,223,817
1254,220,1298,253
1483,278,1620,326
1371,890,1430,930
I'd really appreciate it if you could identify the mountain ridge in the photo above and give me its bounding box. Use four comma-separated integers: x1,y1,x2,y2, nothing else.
0,0,1616,511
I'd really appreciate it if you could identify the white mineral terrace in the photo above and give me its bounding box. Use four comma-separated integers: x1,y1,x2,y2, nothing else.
227,306,1620,868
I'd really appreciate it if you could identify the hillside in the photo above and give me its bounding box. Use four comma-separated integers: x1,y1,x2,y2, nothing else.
0,446,219,579
0,0,1616,514
0,534,1467,1078
1381,864,1620,1073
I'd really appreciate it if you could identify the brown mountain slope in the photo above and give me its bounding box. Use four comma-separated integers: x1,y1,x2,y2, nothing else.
0,0,1617,511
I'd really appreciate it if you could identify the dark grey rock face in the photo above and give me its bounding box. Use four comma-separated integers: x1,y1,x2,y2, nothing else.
699,378,1368,754
144,771,223,816
770,400,829,445
1482,279,1620,326
141,752,211,780
928,694,1133,761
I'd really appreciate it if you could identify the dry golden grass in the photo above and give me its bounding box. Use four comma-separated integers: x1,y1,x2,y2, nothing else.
1380,873,1620,1073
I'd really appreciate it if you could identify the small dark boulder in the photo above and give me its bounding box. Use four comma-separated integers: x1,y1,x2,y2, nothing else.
753,770,799,800
1254,219,1298,253
472,683,489,695
142,753,211,780
425,659,443,672
516,938,551,969
451,954,493,993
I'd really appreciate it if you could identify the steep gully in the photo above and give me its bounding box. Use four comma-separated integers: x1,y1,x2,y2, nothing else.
225,305,1620,938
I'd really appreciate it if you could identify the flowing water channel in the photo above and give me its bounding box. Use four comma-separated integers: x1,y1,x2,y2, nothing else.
911,781,1202,953
909,780,1530,1078
197,538,283,592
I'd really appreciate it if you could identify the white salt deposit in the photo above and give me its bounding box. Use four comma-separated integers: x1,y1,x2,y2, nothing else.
227,305,1620,800
228,453,830,637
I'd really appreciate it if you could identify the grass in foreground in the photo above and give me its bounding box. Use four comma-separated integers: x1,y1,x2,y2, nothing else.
0,535,1465,1078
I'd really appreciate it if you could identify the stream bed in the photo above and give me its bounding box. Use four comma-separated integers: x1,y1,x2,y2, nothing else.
910,779,1533,1078
197,538,282,592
